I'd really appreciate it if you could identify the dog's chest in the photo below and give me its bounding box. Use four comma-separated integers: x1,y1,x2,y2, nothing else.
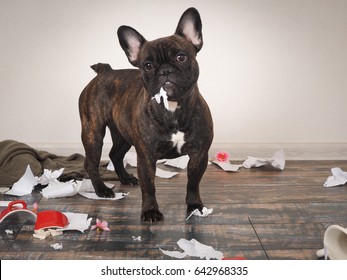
170,131,185,153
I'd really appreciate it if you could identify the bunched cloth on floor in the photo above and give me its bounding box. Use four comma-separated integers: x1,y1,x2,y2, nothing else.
0,139,118,187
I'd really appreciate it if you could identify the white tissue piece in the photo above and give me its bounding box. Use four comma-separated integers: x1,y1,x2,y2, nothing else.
164,155,190,169
155,168,178,179
107,152,180,178
186,207,213,220
212,161,242,172
5,165,38,196
50,243,63,250
41,180,78,199
160,238,224,260
324,167,347,188
152,87,169,110
5,229,13,235
57,212,92,233
77,179,128,200
242,149,285,170
132,236,142,241
37,168,64,185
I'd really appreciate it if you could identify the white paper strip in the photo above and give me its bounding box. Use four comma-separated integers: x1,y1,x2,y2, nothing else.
212,161,242,172
160,238,224,260
186,207,213,220
324,167,347,188
242,149,285,170
5,165,38,196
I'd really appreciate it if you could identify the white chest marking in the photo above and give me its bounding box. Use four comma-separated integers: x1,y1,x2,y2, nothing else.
171,131,185,154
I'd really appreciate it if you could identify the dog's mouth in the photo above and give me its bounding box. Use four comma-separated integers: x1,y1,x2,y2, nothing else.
162,82,176,100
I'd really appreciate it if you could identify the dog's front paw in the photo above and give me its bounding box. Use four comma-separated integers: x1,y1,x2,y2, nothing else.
187,202,204,213
120,175,139,186
141,209,164,223
95,187,115,198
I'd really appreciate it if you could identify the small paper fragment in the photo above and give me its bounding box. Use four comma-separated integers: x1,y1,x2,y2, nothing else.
37,168,64,185
132,236,142,241
164,155,190,169
41,180,78,199
5,165,37,196
242,149,285,170
155,168,178,179
186,207,213,220
160,238,224,260
324,167,347,188
50,243,63,250
212,161,242,172
58,212,92,233
76,179,127,201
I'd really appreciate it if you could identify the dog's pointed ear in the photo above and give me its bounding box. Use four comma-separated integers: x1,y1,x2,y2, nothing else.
117,26,147,67
175,7,203,52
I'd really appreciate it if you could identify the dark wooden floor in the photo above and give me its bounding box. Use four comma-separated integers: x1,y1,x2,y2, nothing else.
1,160,347,260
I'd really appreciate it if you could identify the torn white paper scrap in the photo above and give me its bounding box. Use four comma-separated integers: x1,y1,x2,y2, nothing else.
80,191,128,200
155,167,178,179
5,229,13,235
186,207,213,220
242,149,285,170
77,179,113,193
164,155,190,169
160,238,224,260
324,167,347,188
132,236,142,241
212,161,242,172
37,168,64,185
77,179,128,200
41,180,78,199
5,165,38,196
50,243,63,250
56,212,92,232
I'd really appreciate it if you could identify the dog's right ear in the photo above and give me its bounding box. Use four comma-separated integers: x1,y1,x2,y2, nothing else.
117,26,147,67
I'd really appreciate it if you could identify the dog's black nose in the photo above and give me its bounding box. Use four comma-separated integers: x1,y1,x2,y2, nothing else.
160,66,173,76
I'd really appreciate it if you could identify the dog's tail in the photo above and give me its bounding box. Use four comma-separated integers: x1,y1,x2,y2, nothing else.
90,63,112,74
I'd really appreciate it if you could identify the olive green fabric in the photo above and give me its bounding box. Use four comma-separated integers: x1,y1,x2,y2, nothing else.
0,140,117,187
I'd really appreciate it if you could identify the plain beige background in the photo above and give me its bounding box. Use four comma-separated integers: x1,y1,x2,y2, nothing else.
1,0,346,158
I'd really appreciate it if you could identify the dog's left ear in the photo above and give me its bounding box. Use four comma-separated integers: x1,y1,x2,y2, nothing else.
118,26,147,67
175,7,203,52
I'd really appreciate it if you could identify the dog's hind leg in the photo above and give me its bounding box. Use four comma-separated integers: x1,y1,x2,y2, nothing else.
108,122,139,186
81,123,115,198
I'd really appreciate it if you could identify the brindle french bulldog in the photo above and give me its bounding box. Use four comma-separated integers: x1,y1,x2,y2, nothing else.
79,7,213,222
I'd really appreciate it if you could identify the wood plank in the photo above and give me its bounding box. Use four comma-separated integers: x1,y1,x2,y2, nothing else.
1,160,347,260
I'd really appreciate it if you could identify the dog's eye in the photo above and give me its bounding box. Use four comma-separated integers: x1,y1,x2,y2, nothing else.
176,54,187,63
144,62,154,71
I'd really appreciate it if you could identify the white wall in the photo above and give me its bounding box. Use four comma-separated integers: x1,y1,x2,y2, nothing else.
1,0,347,156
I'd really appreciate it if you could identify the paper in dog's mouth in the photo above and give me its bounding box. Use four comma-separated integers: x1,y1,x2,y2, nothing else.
152,87,178,112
